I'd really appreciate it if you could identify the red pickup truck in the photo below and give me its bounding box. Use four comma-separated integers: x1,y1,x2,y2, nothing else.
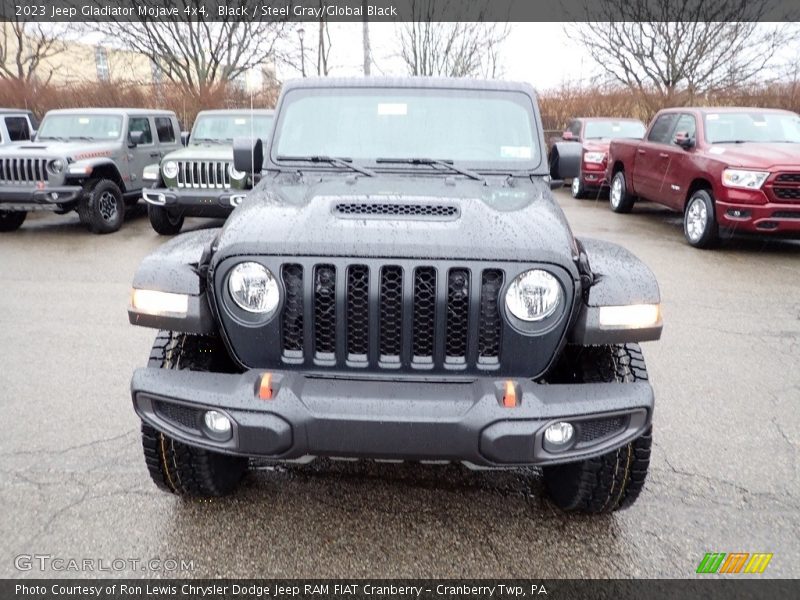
607,107,800,248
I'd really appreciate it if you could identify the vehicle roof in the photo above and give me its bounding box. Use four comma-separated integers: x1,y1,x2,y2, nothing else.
43,108,177,117
658,106,797,115
196,109,274,116
575,116,643,122
0,108,34,115
281,76,538,97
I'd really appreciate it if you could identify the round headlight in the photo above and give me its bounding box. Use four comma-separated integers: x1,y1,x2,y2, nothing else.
162,160,179,179
48,159,64,174
228,163,246,180
228,262,279,314
505,269,562,322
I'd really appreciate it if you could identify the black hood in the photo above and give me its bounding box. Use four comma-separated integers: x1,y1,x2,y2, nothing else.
214,174,579,272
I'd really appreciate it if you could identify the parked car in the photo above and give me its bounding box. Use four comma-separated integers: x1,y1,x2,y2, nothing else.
0,109,37,146
143,109,275,235
608,107,800,248
127,77,663,514
0,108,180,233
555,118,646,199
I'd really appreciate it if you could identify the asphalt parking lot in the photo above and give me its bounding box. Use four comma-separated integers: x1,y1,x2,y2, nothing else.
1,190,798,579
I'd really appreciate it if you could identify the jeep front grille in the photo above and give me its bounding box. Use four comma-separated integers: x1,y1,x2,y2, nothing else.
276,261,504,371
0,158,49,184
176,160,230,189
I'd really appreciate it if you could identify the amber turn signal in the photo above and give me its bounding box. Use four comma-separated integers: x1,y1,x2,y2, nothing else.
502,380,518,408
258,373,273,400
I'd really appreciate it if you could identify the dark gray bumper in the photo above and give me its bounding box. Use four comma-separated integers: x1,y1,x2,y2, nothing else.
131,368,653,467
0,184,82,208
142,186,244,217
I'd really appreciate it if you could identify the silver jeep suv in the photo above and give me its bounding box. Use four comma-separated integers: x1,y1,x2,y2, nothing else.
0,108,180,233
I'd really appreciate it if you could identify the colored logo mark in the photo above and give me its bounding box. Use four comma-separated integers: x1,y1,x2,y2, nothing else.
696,552,773,574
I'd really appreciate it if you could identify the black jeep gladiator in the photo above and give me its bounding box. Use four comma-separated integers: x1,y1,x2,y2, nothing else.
128,78,662,514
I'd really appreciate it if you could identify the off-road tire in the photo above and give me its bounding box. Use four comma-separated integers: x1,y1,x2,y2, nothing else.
0,210,26,232
609,170,636,213
79,178,125,234
543,343,652,513
148,204,185,235
141,331,247,497
683,189,720,249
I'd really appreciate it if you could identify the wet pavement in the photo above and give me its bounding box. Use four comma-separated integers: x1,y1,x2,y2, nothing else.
1,192,798,579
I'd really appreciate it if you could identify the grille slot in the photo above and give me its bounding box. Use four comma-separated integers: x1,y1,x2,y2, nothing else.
477,270,504,362
154,401,199,431
773,187,800,200
346,265,370,360
0,158,49,184
412,267,437,362
335,202,459,219
776,173,800,183
578,416,627,443
445,269,470,362
773,211,800,219
313,265,337,359
379,266,404,361
281,264,304,358
176,160,231,189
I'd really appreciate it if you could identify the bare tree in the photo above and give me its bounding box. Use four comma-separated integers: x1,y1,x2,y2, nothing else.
0,21,66,84
397,0,510,78
568,0,799,110
316,3,333,76
99,0,289,97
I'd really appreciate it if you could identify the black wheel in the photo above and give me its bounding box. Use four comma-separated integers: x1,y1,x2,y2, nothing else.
683,189,719,249
0,210,26,232
609,171,635,213
571,173,586,199
141,331,247,498
79,178,125,234
148,204,184,235
543,344,652,514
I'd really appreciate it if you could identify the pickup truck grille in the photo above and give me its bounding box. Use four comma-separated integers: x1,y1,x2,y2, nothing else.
770,172,800,202
278,261,504,371
176,160,230,189
0,158,49,184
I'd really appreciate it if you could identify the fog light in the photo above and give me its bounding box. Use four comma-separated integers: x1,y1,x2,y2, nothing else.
544,422,574,450
203,410,231,435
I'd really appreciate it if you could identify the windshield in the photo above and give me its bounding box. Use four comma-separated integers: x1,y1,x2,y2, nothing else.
37,115,122,141
272,88,539,168
583,120,645,140
705,112,800,143
192,114,274,143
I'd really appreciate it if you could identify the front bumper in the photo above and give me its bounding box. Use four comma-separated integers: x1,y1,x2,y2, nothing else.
0,184,82,209
581,163,608,189
131,368,653,467
716,197,800,234
142,186,244,218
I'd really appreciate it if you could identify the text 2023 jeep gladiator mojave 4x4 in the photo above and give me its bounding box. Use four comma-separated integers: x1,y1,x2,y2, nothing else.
0,108,180,233
128,78,663,514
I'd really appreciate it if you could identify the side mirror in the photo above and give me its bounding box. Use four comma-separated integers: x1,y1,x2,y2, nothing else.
233,137,263,175
30,129,37,140
674,131,694,149
128,130,144,147
549,141,582,180
180,131,190,147
562,131,575,141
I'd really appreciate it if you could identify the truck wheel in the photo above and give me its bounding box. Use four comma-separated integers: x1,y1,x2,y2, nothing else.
141,331,247,497
609,171,635,213
0,210,26,232
543,343,652,513
571,174,585,199
684,190,719,249
81,179,125,234
148,204,185,235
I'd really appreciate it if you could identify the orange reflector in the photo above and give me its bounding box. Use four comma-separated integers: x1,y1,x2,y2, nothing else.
258,373,273,400
502,380,517,408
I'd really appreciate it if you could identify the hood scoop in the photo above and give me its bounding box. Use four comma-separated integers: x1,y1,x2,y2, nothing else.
333,201,460,221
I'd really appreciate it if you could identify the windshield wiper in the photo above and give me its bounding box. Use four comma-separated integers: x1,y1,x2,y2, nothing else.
194,137,226,144
67,136,96,141
276,155,375,177
712,140,747,144
375,157,485,182
37,136,67,141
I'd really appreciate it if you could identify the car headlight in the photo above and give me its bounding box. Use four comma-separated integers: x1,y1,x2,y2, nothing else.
228,163,246,180
162,160,179,179
583,151,606,164
47,159,65,174
505,269,562,322
722,169,769,190
228,262,279,314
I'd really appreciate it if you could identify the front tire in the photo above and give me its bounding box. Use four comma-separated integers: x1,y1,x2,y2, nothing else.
141,331,247,498
609,171,635,213
543,344,652,514
683,189,719,249
0,210,26,232
148,204,185,235
80,178,125,234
